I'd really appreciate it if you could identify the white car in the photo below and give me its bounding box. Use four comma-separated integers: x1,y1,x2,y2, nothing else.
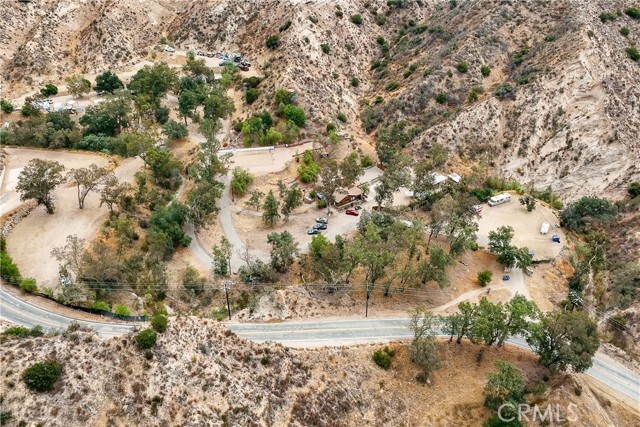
165,46,176,53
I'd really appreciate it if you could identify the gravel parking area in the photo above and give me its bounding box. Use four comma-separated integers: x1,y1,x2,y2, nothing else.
476,194,566,261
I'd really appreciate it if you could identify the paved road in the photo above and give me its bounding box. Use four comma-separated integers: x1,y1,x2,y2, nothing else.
0,288,137,339
226,318,640,404
1,289,638,403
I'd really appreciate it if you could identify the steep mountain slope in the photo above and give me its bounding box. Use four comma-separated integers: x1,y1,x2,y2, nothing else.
1,319,637,426
1,1,637,200
0,0,174,83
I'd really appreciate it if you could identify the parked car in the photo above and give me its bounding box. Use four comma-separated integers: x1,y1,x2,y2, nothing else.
345,209,359,216
470,205,483,214
313,223,327,230
307,229,321,235
316,217,328,224
354,205,362,210
165,46,175,53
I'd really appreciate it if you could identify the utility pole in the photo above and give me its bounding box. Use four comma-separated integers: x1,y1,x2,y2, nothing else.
365,283,372,318
223,280,232,320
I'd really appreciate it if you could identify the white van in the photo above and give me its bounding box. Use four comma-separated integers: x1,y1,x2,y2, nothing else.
488,193,511,206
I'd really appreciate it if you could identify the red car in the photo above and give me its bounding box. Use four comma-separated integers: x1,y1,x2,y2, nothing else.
345,209,359,216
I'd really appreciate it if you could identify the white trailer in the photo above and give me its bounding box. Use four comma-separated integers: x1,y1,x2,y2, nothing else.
540,221,550,234
488,193,511,206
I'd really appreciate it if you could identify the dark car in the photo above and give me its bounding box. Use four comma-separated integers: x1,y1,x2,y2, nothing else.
345,209,359,216
307,229,321,235
313,223,327,230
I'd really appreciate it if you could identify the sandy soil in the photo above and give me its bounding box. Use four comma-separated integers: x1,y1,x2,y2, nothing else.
3,148,143,289
477,194,566,260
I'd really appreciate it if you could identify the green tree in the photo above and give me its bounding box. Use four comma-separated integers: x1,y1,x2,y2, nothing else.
40,84,58,97
80,95,131,136
306,235,348,285
246,189,265,211
99,175,130,213
262,190,281,227
281,187,303,219
95,70,124,93
560,197,618,231
519,194,536,212
0,99,14,114
372,347,395,369
340,152,364,188
527,310,599,372
180,265,207,296
350,14,363,25
481,65,491,77
182,51,211,77
114,304,131,316
409,307,441,382
267,230,299,273
266,34,280,49
147,202,191,258
274,89,295,106
477,270,492,286
628,182,640,198
22,361,62,392
151,313,168,333
245,88,260,104
65,75,92,98
162,120,188,140
283,104,306,127
16,159,66,214
135,329,157,349
186,181,222,231
419,246,453,287
374,152,411,208
230,167,253,197
442,301,475,344
178,89,199,125
66,163,110,209
496,295,539,347
297,151,321,183
128,62,178,106
143,148,183,190
212,236,232,277
202,86,235,120
484,360,526,426
112,129,155,157
488,226,532,268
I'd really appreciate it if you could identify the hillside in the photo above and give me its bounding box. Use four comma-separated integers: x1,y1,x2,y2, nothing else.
1,1,638,198
0,318,637,426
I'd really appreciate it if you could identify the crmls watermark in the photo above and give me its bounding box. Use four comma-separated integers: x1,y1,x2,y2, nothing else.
498,403,579,423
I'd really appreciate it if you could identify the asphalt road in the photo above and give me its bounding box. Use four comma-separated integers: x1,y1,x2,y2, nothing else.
226,318,640,404
0,288,137,339
1,289,638,404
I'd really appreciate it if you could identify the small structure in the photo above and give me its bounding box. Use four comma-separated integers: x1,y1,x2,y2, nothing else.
448,173,461,183
431,172,447,186
334,186,363,208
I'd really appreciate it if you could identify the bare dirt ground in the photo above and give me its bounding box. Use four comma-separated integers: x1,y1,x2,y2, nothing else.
3,148,143,289
0,147,111,215
477,194,566,260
